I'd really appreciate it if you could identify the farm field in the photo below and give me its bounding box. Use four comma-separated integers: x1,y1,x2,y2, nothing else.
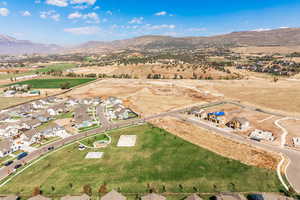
35,63,76,73
0,124,283,197
7,78,96,89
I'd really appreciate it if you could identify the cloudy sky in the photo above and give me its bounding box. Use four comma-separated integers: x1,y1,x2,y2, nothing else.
0,0,300,45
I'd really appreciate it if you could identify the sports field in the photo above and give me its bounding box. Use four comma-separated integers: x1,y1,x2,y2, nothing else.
7,78,95,89
0,124,283,197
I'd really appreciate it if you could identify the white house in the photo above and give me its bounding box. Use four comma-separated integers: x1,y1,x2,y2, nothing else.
20,129,41,146
249,129,275,141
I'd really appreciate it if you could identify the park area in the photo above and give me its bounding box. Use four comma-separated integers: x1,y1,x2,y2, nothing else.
7,78,95,89
0,124,283,197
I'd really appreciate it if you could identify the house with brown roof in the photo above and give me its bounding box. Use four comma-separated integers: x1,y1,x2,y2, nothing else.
20,129,41,145
60,194,90,200
0,139,13,157
141,193,166,200
101,190,126,200
25,119,42,129
28,195,51,200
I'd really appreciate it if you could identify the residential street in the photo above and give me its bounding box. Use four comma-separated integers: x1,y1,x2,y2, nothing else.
1,101,300,193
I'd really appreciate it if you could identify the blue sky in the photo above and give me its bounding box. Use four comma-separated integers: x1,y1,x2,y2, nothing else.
0,0,300,45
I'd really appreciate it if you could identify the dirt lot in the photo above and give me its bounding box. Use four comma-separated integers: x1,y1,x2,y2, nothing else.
281,119,300,147
231,46,300,54
150,116,280,170
201,104,282,143
199,79,300,116
63,79,215,116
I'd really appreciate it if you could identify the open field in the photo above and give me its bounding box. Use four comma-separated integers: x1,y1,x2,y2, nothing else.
281,119,300,147
0,124,283,197
7,78,96,89
150,117,280,170
231,46,300,54
36,63,76,73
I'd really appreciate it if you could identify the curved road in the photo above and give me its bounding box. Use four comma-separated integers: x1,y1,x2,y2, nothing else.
1,101,300,192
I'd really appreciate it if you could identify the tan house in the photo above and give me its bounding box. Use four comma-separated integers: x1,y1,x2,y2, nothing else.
141,193,166,200
61,194,90,200
101,190,126,200
185,194,203,200
28,195,51,200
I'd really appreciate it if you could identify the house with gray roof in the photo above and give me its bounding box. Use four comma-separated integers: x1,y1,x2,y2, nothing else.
28,195,51,200
185,194,203,200
20,129,41,145
0,139,13,157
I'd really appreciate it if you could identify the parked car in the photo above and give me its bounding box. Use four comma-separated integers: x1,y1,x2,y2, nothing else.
17,152,28,160
4,160,13,166
48,146,54,151
14,164,22,169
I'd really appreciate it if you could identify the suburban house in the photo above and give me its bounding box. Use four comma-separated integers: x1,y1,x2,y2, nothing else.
73,105,96,129
106,96,123,106
115,108,132,120
101,190,126,200
226,117,250,130
47,103,67,116
141,193,166,200
34,112,52,123
61,194,90,200
40,123,70,138
185,194,203,200
0,139,13,158
292,137,300,147
215,193,247,200
25,119,42,129
28,195,51,200
0,195,19,200
249,129,275,142
0,124,20,137
20,129,41,145
0,113,10,122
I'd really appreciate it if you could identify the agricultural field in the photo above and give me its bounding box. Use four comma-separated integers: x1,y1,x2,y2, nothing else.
7,78,96,89
0,124,283,197
35,63,76,73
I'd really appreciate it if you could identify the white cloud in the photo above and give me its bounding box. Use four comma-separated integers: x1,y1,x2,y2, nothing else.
188,27,207,32
51,13,60,21
40,10,60,21
46,0,68,7
251,28,270,32
106,10,112,15
21,11,31,16
147,24,176,30
155,11,167,16
71,0,96,5
68,11,82,19
93,6,100,10
279,26,289,29
73,4,88,9
64,26,100,35
0,7,9,16
128,17,144,24
68,11,99,23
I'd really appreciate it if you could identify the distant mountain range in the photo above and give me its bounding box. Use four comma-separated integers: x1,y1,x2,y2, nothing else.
0,35,62,55
70,28,300,53
3,28,300,55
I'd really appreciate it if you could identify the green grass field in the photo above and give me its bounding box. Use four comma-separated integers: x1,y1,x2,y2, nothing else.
35,63,76,73
81,134,109,147
7,78,95,89
0,124,283,197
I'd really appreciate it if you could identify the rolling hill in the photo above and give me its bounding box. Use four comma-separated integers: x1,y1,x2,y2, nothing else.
0,35,63,55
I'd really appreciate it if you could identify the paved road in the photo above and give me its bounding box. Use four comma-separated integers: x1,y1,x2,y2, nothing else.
1,100,300,192
172,113,300,193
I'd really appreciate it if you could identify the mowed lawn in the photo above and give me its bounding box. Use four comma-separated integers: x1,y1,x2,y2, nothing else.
0,124,283,196
8,78,95,89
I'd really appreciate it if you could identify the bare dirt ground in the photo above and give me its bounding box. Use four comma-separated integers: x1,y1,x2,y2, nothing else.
71,64,235,79
63,79,215,116
199,79,300,116
231,46,300,54
281,119,300,147
150,116,280,170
